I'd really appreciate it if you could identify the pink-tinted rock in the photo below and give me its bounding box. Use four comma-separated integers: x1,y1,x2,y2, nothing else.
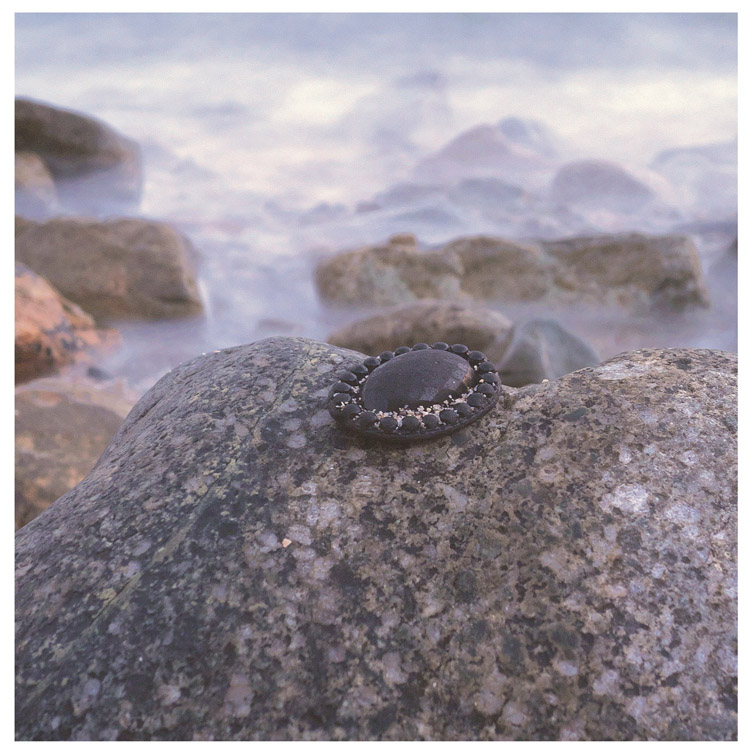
15,262,119,384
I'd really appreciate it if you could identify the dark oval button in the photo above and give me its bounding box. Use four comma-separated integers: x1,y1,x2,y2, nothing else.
361,349,478,413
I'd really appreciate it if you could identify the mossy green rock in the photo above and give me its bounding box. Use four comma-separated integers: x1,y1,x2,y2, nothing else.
16,338,737,740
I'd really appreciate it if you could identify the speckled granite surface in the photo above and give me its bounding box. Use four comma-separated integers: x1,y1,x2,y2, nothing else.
15,338,737,740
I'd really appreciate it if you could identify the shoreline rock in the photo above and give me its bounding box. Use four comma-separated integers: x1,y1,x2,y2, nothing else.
15,263,119,384
327,299,513,361
314,233,463,306
15,376,137,529
15,216,204,322
496,318,600,387
15,97,142,213
315,232,710,312
15,151,58,218
16,337,736,740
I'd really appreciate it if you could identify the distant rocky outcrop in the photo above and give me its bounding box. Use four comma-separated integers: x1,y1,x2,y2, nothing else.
650,139,737,216
447,177,529,213
16,338,737,740
316,232,709,312
315,233,463,307
413,121,555,188
373,182,445,209
496,116,559,158
15,216,203,321
549,160,657,214
15,97,142,213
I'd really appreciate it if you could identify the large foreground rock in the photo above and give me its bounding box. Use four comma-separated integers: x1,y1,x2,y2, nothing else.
15,263,118,383
16,339,736,740
15,377,137,530
15,97,142,211
15,216,203,321
316,232,709,312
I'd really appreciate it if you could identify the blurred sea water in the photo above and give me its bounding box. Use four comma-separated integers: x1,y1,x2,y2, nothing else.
15,13,738,392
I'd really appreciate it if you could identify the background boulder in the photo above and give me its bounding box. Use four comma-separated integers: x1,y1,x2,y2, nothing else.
440,235,552,301
15,376,137,530
314,234,463,306
495,318,600,387
15,97,142,212
327,298,513,361
15,263,118,384
15,216,203,321
541,233,709,312
15,151,58,217
315,232,709,313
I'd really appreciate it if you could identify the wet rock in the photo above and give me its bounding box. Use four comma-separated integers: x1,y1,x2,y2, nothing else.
549,160,657,214
413,123,554,188
315,234,463,306
15,97,142,212
390,205,463,229
16,214,37,238
705,237,737,320
317,232,708,312
16,338,736,740
355,200,381,214
15,216,203,321
495,318,600,387
15,263,118,384
708,237,737,284
327,299,513,360
15,151,58,218
15,376,137,530
441,235,552,301
541,233,709,311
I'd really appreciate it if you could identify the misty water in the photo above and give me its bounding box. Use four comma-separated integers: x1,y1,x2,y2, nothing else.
16,13,738,394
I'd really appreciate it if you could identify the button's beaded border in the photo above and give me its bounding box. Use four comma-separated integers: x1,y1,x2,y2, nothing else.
327,342,502,443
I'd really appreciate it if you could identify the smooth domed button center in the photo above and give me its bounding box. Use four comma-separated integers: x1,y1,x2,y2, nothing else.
361,349,478,412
